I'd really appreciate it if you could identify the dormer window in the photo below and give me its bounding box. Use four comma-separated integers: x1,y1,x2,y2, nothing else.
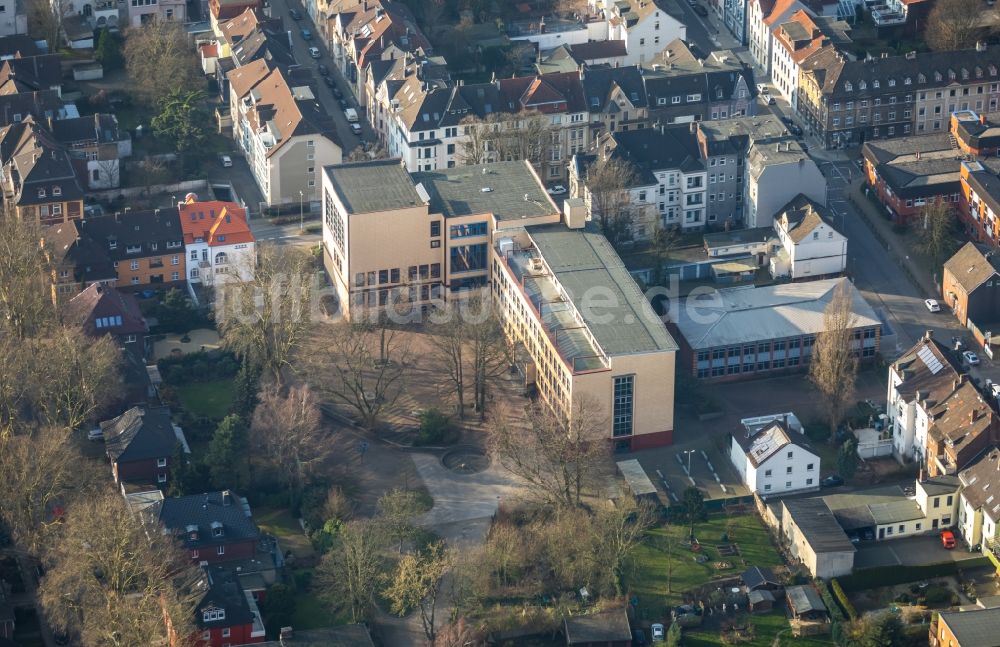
185,524,199,541
888,79,895,87
108,239,117,250
872,80,879,88
202,608,226,622
52,186,61,196
844,82,852,91
210,521,224,537
37,188,45,198
918,73,926,83
126,244,142,254
904,77,911,85
859,81,867,90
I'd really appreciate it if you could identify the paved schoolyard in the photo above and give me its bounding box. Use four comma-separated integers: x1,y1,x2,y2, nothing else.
411,453,524,534
854,536,988,569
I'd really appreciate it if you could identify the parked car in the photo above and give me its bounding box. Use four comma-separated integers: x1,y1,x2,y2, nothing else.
308,46,321,59
651,623,665,642
963,350,980,365
758,83,770,94
220,154,233,167
87,427,104,441
339,98,349,110
318,63,329,76
350,123,363,135
289,8,301,19
344,107,359,122
821,474,844,488
766,95,776,105
323,75,336,88
547,184,567,196
301,28,312,40
941,529,957,549
692,3,708,15
332,86,343,99
788,123,803,136
925,298,941,312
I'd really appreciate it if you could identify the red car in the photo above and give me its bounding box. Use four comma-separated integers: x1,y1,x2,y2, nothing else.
941,530,956,549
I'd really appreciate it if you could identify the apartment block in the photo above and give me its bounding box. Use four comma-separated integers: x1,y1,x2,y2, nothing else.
798,44,1000,149
321,159,561,320
959,160,1000,246
747,0,842,77
769,11,850,110
493,223,677,449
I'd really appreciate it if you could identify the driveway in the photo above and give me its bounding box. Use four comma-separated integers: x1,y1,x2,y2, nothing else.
854,535,987,569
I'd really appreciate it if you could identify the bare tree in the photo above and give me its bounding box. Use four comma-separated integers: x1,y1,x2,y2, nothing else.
25,0,65,52
809,280,859,436
38,492,201,647
0,335,31,435
488,396,611,508
469,299,510,419
926,0,985,51
376,488,428,554
591,497,657,595
458,112,555,170
92,159,121,189
458,114,498,165
133,156,170,197
384,541,450,646
218,243,315,386
316,519,388,623
303,320,411,431
586,157,638,248
250,385,328,502
428,304,468,418
917,199,959,267
1,210,55,339
29,327,121,432
124,21,204,105
0,425,97,554
554,0,589,17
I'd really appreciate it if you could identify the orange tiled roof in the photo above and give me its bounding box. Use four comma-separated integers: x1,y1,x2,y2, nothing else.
178,198,253,246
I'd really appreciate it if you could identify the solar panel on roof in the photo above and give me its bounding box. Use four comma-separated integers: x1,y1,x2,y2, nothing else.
917,344,944,374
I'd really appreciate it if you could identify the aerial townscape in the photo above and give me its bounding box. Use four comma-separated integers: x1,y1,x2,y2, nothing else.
8,0,1000,645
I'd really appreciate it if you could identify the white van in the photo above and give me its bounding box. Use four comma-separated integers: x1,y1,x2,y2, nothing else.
344,108,358,123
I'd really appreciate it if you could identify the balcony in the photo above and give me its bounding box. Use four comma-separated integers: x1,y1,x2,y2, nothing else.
870,5,906,25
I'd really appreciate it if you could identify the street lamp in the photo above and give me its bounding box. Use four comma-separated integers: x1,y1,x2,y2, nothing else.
682,449,696,474
299,190,304,233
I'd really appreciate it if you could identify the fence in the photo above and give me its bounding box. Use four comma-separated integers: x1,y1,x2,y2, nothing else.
88,179,208,203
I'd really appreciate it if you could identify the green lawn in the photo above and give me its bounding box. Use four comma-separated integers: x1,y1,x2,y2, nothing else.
256,507,317,562
290,586,347,630
628,514,783,618
681,612,834,647
175,379,236,419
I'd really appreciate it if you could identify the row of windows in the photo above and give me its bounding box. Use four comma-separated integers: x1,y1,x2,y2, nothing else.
762,478,812,491
762,462,814,476
354,264,442,287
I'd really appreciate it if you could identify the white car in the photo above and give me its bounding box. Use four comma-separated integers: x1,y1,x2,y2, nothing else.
87,427,104,441
757,83,769,94
308,46,321,59
963,350,981,366
220,154,233,167
651,623,665,642
350,123,362,135
547,184,567,196
925,298,941,312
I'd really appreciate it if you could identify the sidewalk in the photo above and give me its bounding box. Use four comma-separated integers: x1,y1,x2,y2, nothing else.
845,178,938,296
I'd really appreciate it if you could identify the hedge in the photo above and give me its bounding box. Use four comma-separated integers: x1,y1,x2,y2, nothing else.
838,557,991,592
816,580,845,623
830,578,858,619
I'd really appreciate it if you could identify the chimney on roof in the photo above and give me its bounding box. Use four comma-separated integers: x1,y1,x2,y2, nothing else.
222,490,232,506
916,150,920,160
924,329,933,341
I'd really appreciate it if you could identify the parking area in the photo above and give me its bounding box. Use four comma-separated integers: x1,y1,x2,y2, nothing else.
623,441,751,504
854,535,988,569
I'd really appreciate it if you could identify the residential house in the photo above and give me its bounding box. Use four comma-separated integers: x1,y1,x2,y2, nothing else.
209,0,261,35
51,113,130,189
780,498,855,577
507,12,609,52
886,331,964,463
959,161,1000,248
0,54,62,97
228,63,343,205
127,0,185,26
746,0,843,77
536,40,630,73
769,11,850,110
924,378,999,477
916,475,962,534
494,223,678,450
959,448,1000,557
695,114,795,228
0,35,39,59
942,242,1000,332
0,117,84,225
953,109,1000,157
576,123,708,233
745,136,825,227
324,0,430,105
798,44,1000,150
769,193,846,279
81,209,187,290
179,197,256,285
100,406,190,486
932,607,1000,647
670,277,881,381
363,50,449,143
0,90,65,129
642,39,756,125
321,159,561,318
63,283,148,356
729,412,821,496
43,219,117,299
599,0,686,66
189,566,265,647
868,0,932,31
563,608,632,647
154,490,260,564
582,65,649,141
0,2,27,39
212,6,295,90
862,133,981,224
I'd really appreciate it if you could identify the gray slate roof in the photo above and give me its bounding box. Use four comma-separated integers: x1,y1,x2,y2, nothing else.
786,585,827,616
782,497,856,553
938,607,1000,647
155,491,259,550
101,406,177,463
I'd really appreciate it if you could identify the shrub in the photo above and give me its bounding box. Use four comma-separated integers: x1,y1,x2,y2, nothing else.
818,580,846,623
830,578,858,620
415,408,451,446
157,350,241,385
838,558,991,592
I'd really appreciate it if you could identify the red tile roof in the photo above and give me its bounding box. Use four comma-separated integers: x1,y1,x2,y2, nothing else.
178,198,253,246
